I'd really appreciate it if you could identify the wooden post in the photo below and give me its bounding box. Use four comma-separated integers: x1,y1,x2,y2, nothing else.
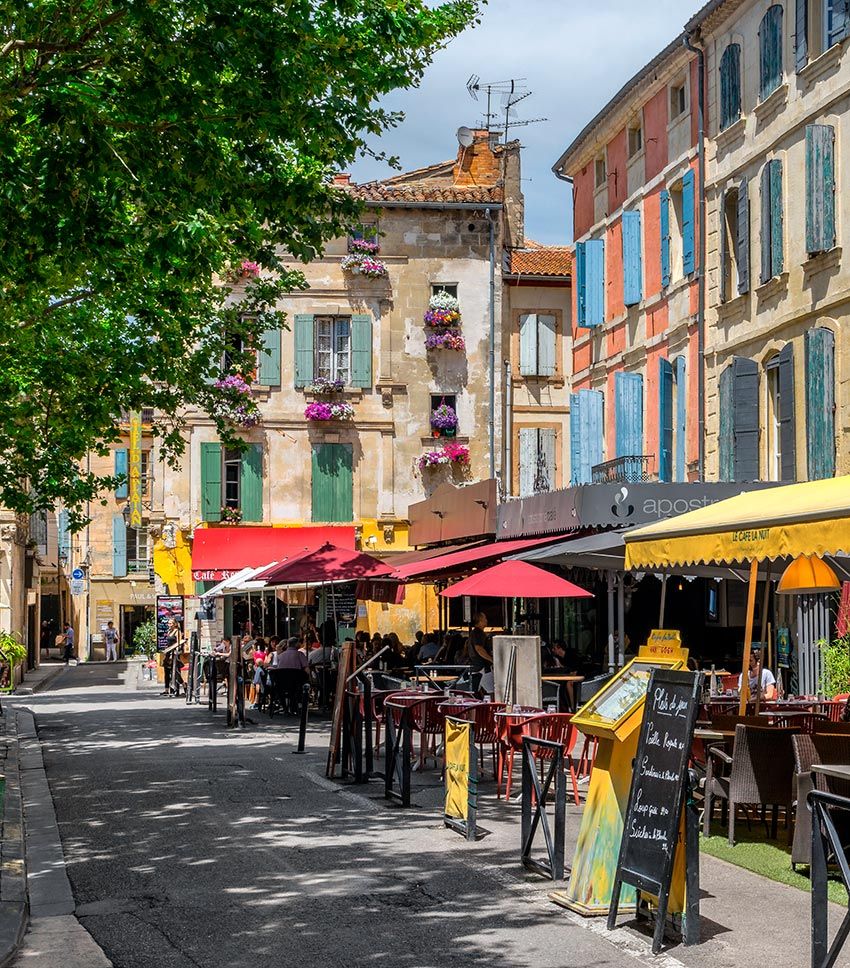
738,558,760,716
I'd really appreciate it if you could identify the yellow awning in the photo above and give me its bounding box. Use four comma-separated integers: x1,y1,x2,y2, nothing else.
624,476,850,569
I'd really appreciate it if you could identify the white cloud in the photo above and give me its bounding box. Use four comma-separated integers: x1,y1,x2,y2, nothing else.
352,0,705,244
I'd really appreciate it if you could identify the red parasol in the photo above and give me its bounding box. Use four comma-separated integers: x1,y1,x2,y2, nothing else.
440,560,593,599
257,542,394,586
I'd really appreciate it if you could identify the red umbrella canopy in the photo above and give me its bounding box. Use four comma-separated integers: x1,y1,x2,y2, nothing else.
258,543,394,586
440,560,593,599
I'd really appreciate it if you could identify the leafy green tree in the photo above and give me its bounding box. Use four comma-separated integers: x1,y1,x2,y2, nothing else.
0,0,478,523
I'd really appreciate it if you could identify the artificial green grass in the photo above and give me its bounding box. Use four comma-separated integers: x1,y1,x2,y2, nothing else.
701,822,849,906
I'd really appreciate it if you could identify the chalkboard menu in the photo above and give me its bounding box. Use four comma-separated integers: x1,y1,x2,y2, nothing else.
608,668,702,953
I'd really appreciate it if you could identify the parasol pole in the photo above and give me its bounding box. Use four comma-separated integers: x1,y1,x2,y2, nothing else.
739,558,760,715
659,573,668,625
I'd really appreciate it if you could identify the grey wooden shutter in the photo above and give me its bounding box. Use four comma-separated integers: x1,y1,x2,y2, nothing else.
537,315,556,377
759,6,783,100
733,357,759,482
719,191,728,303
658,358,673,482
737,178,750,295
518,428,536,497
719,366,734,482
795,0,808,71
760,163,772,285
769,160,784,277
805,327,836,480
519,314,538,376
540,428,556,491
777,343,796,482
806,125,836,255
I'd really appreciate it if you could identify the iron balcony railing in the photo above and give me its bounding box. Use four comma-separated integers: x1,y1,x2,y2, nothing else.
591,455,654,484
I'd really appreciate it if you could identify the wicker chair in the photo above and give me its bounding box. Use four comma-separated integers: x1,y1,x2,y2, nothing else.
704,724,798,845
812,719,850,734
791,732,850,869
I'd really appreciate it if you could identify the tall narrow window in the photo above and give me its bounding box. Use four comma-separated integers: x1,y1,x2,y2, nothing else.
314,316,351,384
670,82,687,120
805,124,836,256
628,124,643,158
719,43,742,131
595,156,607,189
719,358,759,482
759,6,784,100
765,345,796,482
575,239,605,327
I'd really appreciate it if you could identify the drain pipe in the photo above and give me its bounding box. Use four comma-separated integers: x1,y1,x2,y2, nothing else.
487,207,496,479
684,30,707,481
504,360,512,494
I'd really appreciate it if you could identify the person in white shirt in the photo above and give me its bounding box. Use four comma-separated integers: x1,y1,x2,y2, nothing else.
738,649,776,700
104,621,119,662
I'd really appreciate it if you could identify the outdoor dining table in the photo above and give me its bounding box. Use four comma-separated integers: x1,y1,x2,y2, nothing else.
541,674,584,712
811,764,850,782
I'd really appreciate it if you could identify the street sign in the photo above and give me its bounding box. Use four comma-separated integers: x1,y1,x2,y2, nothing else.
71,567,84,581
70,579,85,595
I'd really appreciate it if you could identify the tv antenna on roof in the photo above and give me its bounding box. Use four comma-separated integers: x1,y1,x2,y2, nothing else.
466,76,546,141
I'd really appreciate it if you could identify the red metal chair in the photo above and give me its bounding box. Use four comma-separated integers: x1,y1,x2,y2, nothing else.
530,713,582,806
498,713,546,799
409,695,447,769
577,732,598,781
464,701,506,779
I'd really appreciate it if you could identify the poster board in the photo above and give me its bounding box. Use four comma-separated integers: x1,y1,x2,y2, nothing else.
326,640,354,778
607,668,702,953
444,717,477,840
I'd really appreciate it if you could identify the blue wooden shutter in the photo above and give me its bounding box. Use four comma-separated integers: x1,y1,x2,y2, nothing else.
570,390,603,484
830,0,850,45
200,442,222,522
622,210,642,306
57,509,70,562
769,160,784,277
585,239,605,327
806,327,836,480
293,314,314,388
658,359,673,482
660,190,671,288
682,170,695,276
258,327,281,386
575,242,587,328
795,0,808,71
350,314,373,388
759,6,783,100
112,514,127,578
240,444,263,521
733,357,759,482
614,372,644,457
519,314,538,375
719,366,734,482
675,356,687,482
806,125,836,255
537,315,556,377
518,427,537,496
777,343,796,482
115,448,128,499
737,177,750,295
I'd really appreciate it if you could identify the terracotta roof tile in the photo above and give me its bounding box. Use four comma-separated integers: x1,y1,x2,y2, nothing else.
508,246,573,278
350,182,503,204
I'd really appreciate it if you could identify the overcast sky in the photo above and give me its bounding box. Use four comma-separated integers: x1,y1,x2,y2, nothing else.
352,0,704,245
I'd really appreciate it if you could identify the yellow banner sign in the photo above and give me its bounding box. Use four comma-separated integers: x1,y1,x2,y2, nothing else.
128,411,143,528
444,718,472,820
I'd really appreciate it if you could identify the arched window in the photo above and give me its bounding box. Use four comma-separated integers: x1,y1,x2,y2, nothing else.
759,6,783,100
719,43,742,130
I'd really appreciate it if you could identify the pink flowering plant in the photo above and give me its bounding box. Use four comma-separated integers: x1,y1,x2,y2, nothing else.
220,506,243,524
341,253,388,278
416,443,470,472
305,378,345,395
348,237,380,255
212,374,261,428
424,291,461,328
304,401,354,421
425,331,465,351
240,260,260,277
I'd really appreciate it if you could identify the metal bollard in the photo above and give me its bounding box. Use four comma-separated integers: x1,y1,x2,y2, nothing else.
293,682,310,754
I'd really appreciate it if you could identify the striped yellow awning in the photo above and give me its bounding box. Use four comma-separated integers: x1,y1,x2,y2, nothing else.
624,476,850,569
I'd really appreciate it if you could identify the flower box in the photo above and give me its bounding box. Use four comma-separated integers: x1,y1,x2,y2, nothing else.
341,254,388,279
425,331,465,351
424,291,461,328
305,401,354,421
212,374,261,427
220,507,243,524
348,237,381,256
305,378,346,395
416,443,470,472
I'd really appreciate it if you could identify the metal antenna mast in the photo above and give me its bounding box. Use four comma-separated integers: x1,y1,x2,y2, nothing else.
466,76,546,140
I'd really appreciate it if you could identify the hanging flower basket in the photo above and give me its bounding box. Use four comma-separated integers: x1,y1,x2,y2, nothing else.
416,443,470,472
348,237,381,256
425,331,466,351
212,374,261,428
341,254,388,278
305,401,354,421
305,378,345,395
430,402,458,433
424,291,461,328
220,507,243,524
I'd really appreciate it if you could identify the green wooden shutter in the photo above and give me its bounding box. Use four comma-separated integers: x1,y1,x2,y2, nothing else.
294,314,314,388
350,314,373,388
115,448,128,499
240,444,263,521
258,327,281,386
760,163,772,285
575,242,587,328
759,6,783,100
519,314,538,375
720,44,741,130
312,444,353,522
777,343,796,482
770,160,784,277
658,358,673,483
200,442,222,522
675,356,687,482
733,357,759,482
806,327,836,480
719,366,734,482
682,170,695,275
736,177,750,295
112,514,127,578
795,0,808,71
614,371,644,457
622,210,642,307
518,427,536,496
537,315,556,377
660,190,671,288
585,239,605,327
719,190,728,303
806,125,836,255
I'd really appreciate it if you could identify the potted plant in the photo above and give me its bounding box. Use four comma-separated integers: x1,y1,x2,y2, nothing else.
212,374,261,428
348,237,381,256
0,631,27,692
416,443,470,472
304,401,355,421
305,378,345,395
341,253,388,278
424,291,461,328
430,401,458,437
425,331,466,351
220,506,243,524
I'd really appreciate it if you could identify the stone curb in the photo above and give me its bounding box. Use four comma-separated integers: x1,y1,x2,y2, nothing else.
15,665,65,697
0,711,28,967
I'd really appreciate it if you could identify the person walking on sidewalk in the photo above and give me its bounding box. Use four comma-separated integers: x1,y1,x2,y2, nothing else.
62,623,75,665
104,621,119,662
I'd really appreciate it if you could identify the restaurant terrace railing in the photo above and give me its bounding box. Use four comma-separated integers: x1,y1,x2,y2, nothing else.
591,455,654,484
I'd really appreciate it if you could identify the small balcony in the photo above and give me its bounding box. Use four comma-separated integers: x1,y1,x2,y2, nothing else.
591,455,654,484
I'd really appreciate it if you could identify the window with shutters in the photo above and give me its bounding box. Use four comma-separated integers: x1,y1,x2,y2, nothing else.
126,526,149,574
719,43,742,131
759,159,784,283
518,313,558,377
765,346,796,482
721,188,740,301
805,124,836,256
759,6,784,100
570,389,604,485
719,357,759,482
349,222,378,252
223,448,241,509
622,210,643,306
823,0,850,50
430,394,458,438
669,182,684,283
803,0,848,60
314,316,351,384
765,361,782,481
200,442,263,522
517,427,557,497
576,238,605,327
29,511,47,552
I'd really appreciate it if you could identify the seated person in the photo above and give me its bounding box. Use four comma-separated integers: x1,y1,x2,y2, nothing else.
418,632,440,662
738,648,776,700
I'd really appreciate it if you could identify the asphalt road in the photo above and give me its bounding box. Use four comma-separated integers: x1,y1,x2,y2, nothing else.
22,663,650,968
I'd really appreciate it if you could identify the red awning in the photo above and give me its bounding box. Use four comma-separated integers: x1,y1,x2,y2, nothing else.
440,560,593,599
393,534,572,583
260,543,394,586
191,526,355,581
